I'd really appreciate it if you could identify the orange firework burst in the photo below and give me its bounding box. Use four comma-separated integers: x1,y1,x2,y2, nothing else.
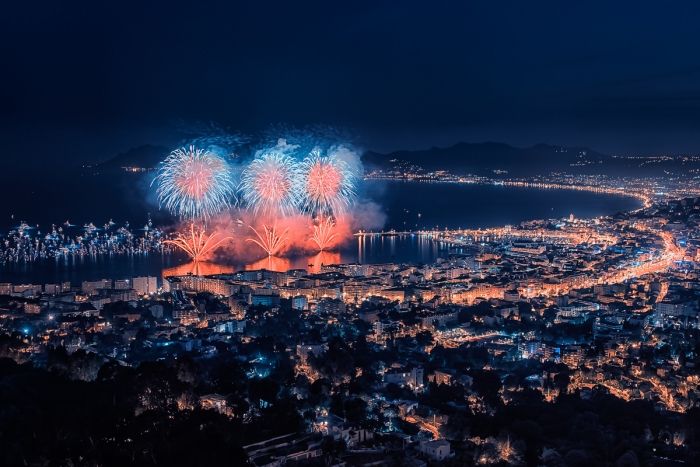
164,223,231,262
247,224,289,256
311,216,339,251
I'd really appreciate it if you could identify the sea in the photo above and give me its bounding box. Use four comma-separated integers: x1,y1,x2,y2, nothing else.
0,177,641,284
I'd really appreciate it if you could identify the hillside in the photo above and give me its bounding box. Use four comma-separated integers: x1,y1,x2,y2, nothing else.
96,145,170,171
362,142,614,176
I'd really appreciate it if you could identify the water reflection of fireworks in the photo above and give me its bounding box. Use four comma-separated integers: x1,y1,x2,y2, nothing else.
307,251,342,274
245,255,292,272
162,261,234,277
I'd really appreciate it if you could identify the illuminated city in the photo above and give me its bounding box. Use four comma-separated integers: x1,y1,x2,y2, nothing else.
3,3,700,466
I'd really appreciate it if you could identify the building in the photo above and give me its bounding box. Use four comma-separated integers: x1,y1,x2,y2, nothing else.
343,281,371,302
373,320,399,336
199,394,233,417
385,367,424,390
593,314,625,339
561,346,584,368
428,370,453,385
44,283,63,295
82,279,112,296
316,297,345,314
419,439,451,461
114,279,131,290
655,300,699,329
12,284,42,297
291,295,308,311
24,301,42,314
252,291,281,307
214,320,246,334
504,289,521,301
133,276,158,296
376,287,405,302
326,414,374,447
296,343,327,361
169,275,238,296
519,340,542,359
419,309,459,329
244,433,323,467
101,288,138,303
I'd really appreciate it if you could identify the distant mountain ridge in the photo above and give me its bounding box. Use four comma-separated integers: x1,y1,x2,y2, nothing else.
362,142,613,176
97,141,698,178
96,145,170,171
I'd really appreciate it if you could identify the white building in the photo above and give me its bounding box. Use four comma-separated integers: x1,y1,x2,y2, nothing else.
384,367,424,390
419,439,451,461
82,279,112,296
133,276,159,296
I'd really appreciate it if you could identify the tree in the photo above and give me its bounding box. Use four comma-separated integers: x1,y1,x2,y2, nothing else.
342,398,368,424
470,369,502,405
248,378,279,407
415,330,434,347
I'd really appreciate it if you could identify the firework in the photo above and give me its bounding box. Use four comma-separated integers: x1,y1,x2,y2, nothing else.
240,150,299,216
246,224,289,256
298,148,356,216
164,223,231,262
154,145,236,220
311,216,339,251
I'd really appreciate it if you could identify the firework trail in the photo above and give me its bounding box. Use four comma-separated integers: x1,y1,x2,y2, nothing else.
246,224,289,256
311,216,339,251
164,223,231,262
298,148,356,216
240,150,300,216
154,145,236,220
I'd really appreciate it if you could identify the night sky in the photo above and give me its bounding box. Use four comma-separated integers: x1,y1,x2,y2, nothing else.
3,1,700,167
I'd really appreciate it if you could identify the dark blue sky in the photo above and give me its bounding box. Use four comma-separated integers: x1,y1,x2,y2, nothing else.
3,1,700,165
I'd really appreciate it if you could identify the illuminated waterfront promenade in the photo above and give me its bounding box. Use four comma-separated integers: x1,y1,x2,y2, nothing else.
355,226,618,247
494,180,653,209
365,172,656,210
